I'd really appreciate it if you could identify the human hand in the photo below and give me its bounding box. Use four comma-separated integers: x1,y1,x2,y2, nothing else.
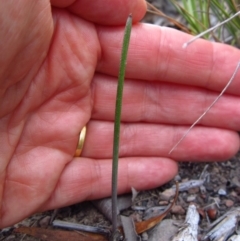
1,0,240,228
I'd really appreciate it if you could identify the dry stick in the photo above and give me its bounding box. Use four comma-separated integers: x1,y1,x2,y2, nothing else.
169,61,240,154
146,2,190,34
169,11,240,154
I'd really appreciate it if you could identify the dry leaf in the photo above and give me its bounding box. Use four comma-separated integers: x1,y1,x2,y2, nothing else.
134,182,179,234
14,226,108,241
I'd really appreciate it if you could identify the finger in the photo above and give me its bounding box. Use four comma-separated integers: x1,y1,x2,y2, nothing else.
91,74,240,130
82,120,239,161
41,157,178,211
51,0,147,25
96,24,240,95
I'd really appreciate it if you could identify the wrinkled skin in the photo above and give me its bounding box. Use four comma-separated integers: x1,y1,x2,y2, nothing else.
0,0,240,228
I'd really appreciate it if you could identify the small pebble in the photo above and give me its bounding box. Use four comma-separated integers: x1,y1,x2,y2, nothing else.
18,218,32,227
171,205,185,215
188,187,199,194
230,191,237,197
212,167,220,174
200,185,207,194
130,212,142,222
141,232,148,241
158,201,168,206
148,219,179,241
232,176,240,187
225,199,234,207
160,189,175,201
218,188,227,196
187,195,196,202
219,176,227,183
39,216,51,228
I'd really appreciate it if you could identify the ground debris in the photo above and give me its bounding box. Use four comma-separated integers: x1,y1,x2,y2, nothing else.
227,234,240,241
203,207,240,241
14,226,108,241
172,204,199,241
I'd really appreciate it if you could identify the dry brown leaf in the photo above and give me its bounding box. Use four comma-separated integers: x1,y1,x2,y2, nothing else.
14,226,108,241
146,2,191,34
134,182,179,234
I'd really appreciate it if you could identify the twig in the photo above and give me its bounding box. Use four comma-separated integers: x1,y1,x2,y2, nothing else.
169,61,240,154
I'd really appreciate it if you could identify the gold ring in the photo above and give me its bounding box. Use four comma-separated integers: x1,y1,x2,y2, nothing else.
74,126,87,157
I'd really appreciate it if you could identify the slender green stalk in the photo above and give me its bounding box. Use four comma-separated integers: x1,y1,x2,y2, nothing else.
111,14,132,240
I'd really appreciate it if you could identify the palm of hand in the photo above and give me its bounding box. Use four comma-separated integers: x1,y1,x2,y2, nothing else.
0,2,101,227
1,1,240,228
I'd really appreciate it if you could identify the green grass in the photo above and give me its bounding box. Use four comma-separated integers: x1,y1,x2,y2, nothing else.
169,0,240,46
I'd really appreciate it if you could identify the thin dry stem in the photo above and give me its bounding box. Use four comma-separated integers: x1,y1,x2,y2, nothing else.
169,61,240,154
146,2,191,33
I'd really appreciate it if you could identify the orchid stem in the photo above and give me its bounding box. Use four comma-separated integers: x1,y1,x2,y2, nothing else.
111,14,132,240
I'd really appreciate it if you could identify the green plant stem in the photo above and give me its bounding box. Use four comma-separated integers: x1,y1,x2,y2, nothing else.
111,14,132,240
